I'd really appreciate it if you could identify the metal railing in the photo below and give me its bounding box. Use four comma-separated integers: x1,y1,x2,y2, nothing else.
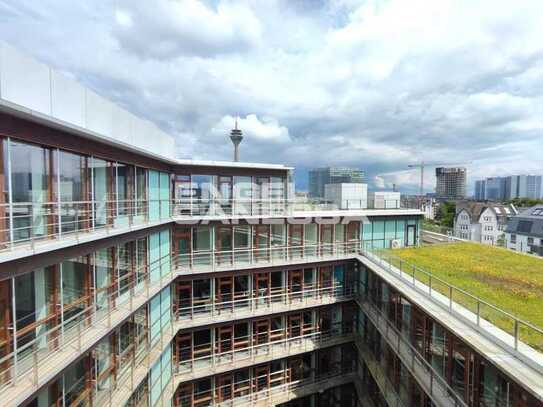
94,319,175,407
0,253,176,402
175,284,356,323
0,196,419,255
355,338,406,407
175,364,356,407
172,197,408,218
356,292,468,407
0,199,170,252
175,321,354,378
174,241,362,273
362,244,543,355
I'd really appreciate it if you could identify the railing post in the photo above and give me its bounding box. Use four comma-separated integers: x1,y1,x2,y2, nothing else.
476,302,480,326
77,320,82,351
514,320,519,350
33,343,39,386
449,286,453,310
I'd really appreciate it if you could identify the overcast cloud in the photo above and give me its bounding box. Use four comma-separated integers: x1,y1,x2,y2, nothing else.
1,0,542,193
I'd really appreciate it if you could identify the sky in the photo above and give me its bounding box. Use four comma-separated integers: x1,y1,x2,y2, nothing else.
1,0,542,194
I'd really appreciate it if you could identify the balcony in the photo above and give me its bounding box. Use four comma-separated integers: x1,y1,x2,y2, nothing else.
0,199,170,261
172,198,412,220
174,321,355,383
175,284,356,330
175,367,356,407
0,255,176,406
175,241,362,275
356,294,467,407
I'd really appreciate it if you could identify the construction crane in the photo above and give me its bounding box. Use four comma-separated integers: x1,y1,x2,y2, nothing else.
407,161,471,206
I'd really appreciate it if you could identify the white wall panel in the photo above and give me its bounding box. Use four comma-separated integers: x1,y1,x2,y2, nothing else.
51,70,86,127
0,41,177,159
111,104,132,145
85,89,113,138
0,42,51,115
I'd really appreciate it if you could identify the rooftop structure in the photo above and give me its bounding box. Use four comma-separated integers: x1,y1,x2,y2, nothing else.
0,42,541,407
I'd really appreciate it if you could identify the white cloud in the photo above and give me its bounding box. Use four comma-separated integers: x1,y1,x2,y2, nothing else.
113,0,262,59
1,0,543,193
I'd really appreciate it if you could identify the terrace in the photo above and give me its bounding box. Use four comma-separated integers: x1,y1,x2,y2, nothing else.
380,242,543,351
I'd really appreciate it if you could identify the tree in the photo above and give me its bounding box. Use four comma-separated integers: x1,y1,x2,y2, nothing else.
436,201,456,228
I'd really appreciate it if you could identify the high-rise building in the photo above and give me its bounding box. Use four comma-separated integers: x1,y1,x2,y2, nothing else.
475,175,542,201
475,179,486,200
1,43,543,407
507,175,543,200
308,167,364,198
435,167,467,200
485,177,507,201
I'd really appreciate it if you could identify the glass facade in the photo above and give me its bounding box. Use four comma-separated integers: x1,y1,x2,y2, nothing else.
0,137,170,247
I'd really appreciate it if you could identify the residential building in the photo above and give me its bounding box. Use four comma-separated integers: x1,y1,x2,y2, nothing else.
401,195,438,219
435,167,467,200
475,175,543,201
454,201,517,244
308,167,364,198
324,183,367,209
0,42,542,407
505,205,543,256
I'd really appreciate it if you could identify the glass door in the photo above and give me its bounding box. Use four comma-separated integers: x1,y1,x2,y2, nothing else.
175,228,192,268
176,282,192,319
288,270,303,300
407,224,417,246
254,177,269,215
217,176,233,215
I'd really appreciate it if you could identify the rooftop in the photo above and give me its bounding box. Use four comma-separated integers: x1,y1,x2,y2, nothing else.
388,242,543,349
506,205,543,237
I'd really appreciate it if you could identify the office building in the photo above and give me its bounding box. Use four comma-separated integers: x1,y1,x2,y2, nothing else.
308,167,364,198
435,167,467,200
0,42,542,407
506,175,543,200
474,180,486,200
475,175,543,201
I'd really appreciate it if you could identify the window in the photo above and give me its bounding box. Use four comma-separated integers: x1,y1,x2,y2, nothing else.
517,220,533,233
10,140,55,241
510,234,517,244
528,237,534,245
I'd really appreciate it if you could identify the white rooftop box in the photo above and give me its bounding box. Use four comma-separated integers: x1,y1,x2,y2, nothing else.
368,191,401,209
324,183,367,209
